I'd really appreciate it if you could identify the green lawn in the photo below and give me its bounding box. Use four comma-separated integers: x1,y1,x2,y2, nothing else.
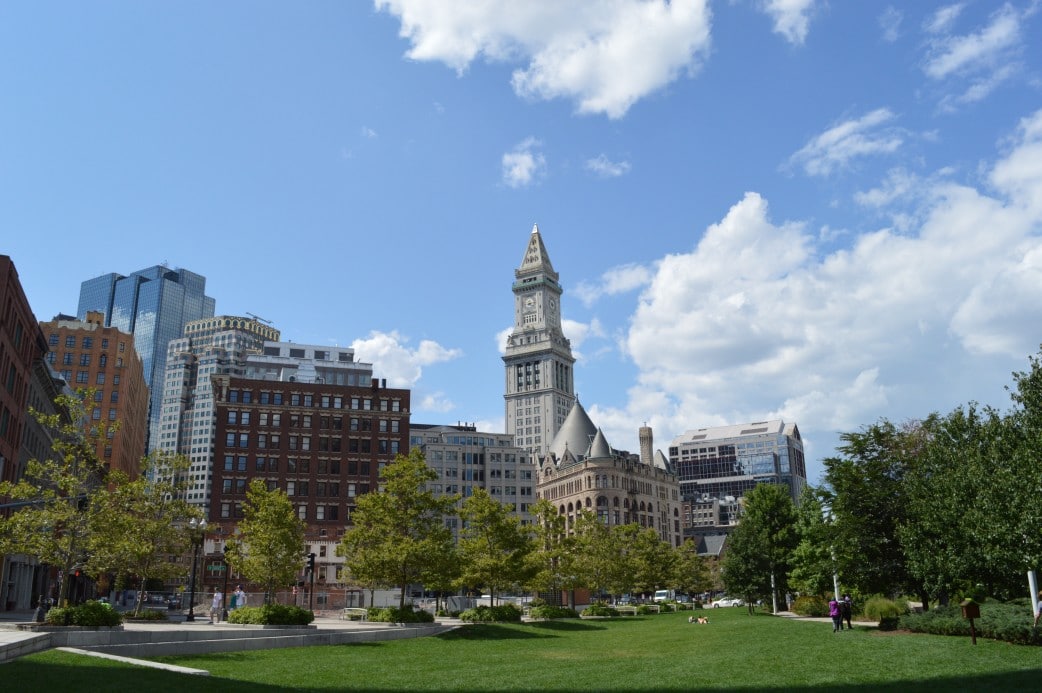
7,609,1041,691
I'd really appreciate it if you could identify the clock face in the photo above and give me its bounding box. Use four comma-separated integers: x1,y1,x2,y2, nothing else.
549,298,556,311
524,296,536,311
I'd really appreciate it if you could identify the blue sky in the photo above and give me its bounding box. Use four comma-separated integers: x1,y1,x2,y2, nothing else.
3,1,1042,484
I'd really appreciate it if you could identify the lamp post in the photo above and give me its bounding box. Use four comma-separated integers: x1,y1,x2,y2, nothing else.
186,518,207,622
221,552,231,620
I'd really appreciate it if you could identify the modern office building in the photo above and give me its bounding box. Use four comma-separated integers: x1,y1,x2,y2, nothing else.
39,312,149,478
668,420,807,524
409,423,537,538
207,342,410,596
156,316,281,509
503,225,576,458
77,265,216,449
536,400,682,547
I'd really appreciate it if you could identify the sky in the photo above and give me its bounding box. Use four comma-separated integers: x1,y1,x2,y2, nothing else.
3,1,1042,485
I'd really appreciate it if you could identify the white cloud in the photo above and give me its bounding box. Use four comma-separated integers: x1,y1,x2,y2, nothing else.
574,263,653,306
879,6,902,43
760,0,817,45
585,154,631,178
374,0,712,119
361,126,378,139
597,110,1042,467
923,4,1021,80
350,330,462,388
417,392,455,413
789,108,903,177
923,3,965,35
501,137,546,188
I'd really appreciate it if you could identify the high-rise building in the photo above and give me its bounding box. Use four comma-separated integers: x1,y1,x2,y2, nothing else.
536,400,682,547
0,256,46,490
156,316,281,509
39,312,149,478
503,225,576,458
208,341,410,594
668,420,808,525
77,265,216,449
409,423,537,539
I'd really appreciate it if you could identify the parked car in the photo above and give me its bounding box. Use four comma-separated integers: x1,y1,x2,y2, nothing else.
711,597,744,608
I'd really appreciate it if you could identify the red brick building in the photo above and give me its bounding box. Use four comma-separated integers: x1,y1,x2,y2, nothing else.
39,312,149,478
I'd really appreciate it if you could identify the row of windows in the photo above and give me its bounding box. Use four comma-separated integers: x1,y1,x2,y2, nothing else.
226,389,402,412
228,411,400,433
222,432,401,455
48,334,126,352
221,455,373,476
220,478,364,499
220,502,342,521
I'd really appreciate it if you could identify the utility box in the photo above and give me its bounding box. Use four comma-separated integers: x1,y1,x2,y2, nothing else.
960,598,980,620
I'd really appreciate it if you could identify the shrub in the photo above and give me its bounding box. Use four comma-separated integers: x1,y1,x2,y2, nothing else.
227,604,314,625
581,602,618,617
366,606,436,623
126,609,168,621
791,595,829,617
901,602,1041,645
658,602,676,613
636,604,657,615
459,604,522,623
528,604,578,619
862,596,905,622
45,600,122,627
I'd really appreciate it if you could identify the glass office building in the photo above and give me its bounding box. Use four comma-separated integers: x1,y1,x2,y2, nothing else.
77,265,216,449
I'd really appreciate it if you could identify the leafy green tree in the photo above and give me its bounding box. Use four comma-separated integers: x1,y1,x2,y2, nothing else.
525,498,573,602
225,479,306,605
618,524,675,598
87,451,201,615
722,483,797,612
570,510,621,599
823,421,928,606
0,391,111,605
457,487,534,604
672,539,711,598
338,449,457,611
787,485,836,598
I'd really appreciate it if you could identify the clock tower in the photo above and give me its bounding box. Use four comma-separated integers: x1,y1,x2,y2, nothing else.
504,224,576,458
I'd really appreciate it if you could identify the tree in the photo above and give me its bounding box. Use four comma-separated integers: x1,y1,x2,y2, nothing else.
721,483,797,612
338,449,457,611
225,479,306,605
525,498,573,602
570,510,622,599
619,524,675,598
457,488,534,605
0,390,111,605
787,485,836,598
87,451,201,615
672,540,711,598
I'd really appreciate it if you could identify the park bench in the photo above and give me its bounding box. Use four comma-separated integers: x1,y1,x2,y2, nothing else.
340,608,369,621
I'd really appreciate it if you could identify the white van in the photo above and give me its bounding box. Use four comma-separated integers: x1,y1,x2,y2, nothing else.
653,589,675,603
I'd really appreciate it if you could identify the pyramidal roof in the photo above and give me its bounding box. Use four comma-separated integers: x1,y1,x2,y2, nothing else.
547,399,596,460
653,449,672,471
517,223,559,281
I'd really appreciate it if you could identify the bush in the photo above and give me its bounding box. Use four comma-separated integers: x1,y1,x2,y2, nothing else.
366,606,436,623
528,604,578,619
45,600,122,627
862,596,905,622
459,604,522,623
227,604,314,625
636,604,658,615
901,602,1041,645
126,609,168,621
581,602,619,617
791,595,829,617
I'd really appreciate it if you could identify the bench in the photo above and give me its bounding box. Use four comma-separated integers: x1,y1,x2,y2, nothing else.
340,608,369,621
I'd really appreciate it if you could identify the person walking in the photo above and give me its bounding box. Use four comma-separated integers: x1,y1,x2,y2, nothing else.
1034,591,1042,628
828,597,842,633
209,588,223,623
841,594,854,630
232,585,247,610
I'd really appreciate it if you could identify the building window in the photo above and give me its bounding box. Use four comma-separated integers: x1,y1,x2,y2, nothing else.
65,336,76,348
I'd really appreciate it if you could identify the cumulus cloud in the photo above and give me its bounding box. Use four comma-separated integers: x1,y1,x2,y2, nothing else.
350,330,462,388
574,263,653,306
597,110,1042,465
374,0,712,118
923,3,965,35
585,154,631,178
760,0,817,45
417,392,455,413
502,137,546,188
789,108,904,176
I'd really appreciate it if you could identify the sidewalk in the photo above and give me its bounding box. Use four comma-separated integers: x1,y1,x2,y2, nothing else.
775,610,877,627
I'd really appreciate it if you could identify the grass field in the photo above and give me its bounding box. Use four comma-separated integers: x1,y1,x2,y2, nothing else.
6,609,1041,691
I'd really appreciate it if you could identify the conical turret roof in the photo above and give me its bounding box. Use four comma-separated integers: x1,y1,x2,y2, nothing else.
547,399,596,461
588,428,612,459
516,223,559,282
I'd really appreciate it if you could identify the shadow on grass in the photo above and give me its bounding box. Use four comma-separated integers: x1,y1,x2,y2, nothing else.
4,656,273,692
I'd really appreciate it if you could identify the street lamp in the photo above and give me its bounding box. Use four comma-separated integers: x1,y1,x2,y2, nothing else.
186,518,207,622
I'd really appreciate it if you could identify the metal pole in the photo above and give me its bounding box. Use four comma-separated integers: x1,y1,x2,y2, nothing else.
222,553,230,620
310,559,316,612
186,539,200,622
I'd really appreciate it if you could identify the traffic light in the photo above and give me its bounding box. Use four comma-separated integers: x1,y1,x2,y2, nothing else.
307,553,316,573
